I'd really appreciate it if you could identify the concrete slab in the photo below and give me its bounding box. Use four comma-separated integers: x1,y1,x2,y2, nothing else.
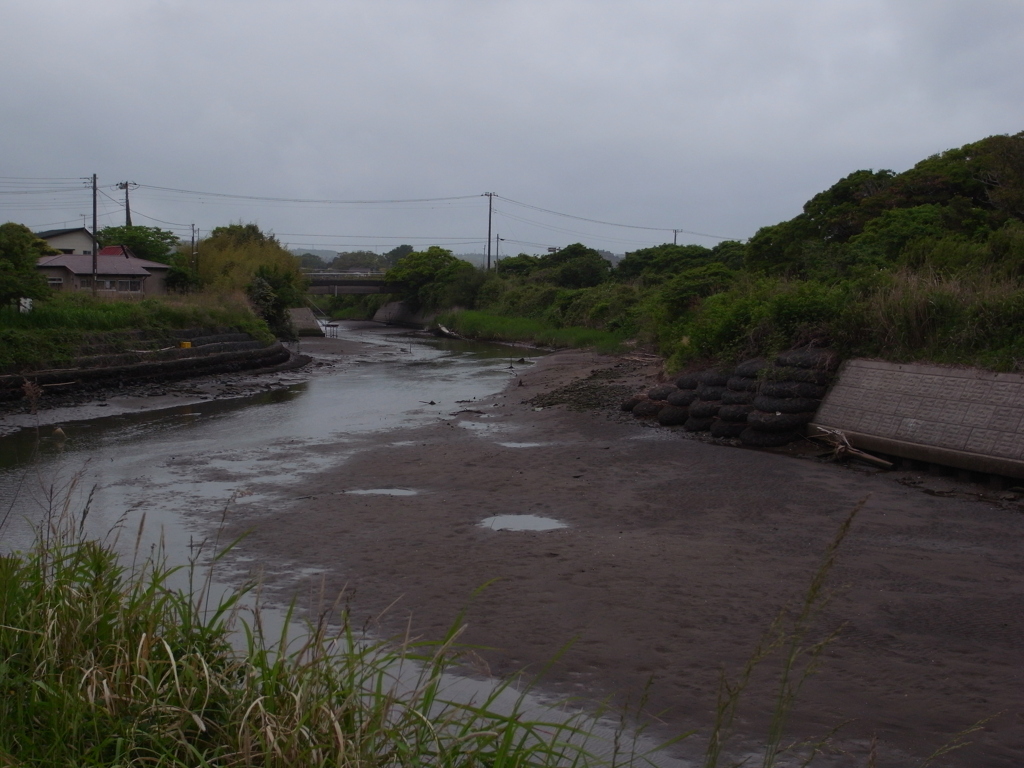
811,359,1024,478
288,307,324,336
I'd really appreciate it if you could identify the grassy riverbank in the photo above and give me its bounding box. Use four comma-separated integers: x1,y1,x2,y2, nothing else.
0,511,612,767
436,311,626,354
0,292,273,371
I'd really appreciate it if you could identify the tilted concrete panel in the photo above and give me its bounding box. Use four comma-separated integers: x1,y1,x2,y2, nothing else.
810,359,1024,478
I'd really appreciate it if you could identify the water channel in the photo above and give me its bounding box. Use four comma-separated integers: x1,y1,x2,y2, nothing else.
0,324,547,556
0,323,693,766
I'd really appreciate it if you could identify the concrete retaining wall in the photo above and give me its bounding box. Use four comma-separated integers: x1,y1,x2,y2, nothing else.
811,359,1024,479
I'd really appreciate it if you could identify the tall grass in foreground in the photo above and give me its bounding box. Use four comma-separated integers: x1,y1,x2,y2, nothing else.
0,487,982,767
437,311,626,354
0,501,636,768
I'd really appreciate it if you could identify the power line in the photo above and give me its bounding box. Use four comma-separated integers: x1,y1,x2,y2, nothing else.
495,194,736,241
135,185,481,205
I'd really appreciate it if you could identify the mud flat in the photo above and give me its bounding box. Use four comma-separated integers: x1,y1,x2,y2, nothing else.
3,331,1021,766
205,343,1022,768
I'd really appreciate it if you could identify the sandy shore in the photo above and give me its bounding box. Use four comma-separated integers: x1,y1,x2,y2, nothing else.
213,338,1023,767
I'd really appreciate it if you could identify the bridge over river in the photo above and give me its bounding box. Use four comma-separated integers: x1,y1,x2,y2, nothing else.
306,272,405,295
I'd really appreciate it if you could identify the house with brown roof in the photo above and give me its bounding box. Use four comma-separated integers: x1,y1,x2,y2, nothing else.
35,227,96,255
36,245,171,298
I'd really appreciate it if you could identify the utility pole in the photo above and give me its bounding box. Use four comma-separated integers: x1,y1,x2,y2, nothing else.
117,181,136,226
91,174,98,296
483,192,494,270
673,229,679,245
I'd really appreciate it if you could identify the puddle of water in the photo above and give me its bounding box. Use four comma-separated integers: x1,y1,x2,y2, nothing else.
345,488,418,497
497,441,547,448
479,514,568,531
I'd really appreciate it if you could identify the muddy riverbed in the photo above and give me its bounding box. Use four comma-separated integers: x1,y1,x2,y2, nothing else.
2,323,1022,766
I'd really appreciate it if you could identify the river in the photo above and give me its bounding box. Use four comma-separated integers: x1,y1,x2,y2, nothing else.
0,323,544,557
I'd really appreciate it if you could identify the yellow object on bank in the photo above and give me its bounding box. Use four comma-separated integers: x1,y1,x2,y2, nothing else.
179,341,192,349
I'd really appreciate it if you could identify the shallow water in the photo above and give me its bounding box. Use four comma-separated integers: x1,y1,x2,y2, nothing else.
480,514,568,531
0,324,542,555
0,325,693,766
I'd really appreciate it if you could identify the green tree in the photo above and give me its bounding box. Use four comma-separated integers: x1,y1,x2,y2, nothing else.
496,253,540,277
533,243,610,288
383,244,414,267
385,246,480,310
196,223,304,295
298,253,328,270
615,243,713,280
0,222,53,307
331,251,384,271
97,225,180,263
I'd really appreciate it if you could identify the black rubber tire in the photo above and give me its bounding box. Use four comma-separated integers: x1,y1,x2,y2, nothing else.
764,366,831,385
657,405,690,426
689,400,722,418
721,389,756,405
740,428,802,447
667,389,699,407
648,384,677,401
621,396,644,412
718,404,755,422
684,416,714,432
775,348,838,371
711,420,747,439
697,383,728,401
675,373,700,390
726,376,759,392
752,395,821,415
733,357,768,378
632,400,665,419
760,381,827,399
696,369,731,387
747,410,815,432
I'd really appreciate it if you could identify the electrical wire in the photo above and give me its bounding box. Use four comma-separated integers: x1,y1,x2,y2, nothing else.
495,194,736,241
135,185,481,205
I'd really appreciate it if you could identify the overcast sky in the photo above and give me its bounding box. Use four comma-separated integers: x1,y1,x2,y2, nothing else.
2,0,1022,256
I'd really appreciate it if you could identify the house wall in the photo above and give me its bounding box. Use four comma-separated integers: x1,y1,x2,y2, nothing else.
43,231,96,255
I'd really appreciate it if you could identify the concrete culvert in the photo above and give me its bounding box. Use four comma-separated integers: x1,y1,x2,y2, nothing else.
684,416,714,432
667,389,699,407
746,410,816,433
740,427,802,447
733,357,769,378
718,404,755,422
775,348,839,371
752,395,821,415
621,396,644,412
711,420,747,439
760,381,828,399
648,384,677,401
675,373,700,390
632,400,665,419
721,389,756,405
726,376,759,392
689,400,722,418
657,405,690,426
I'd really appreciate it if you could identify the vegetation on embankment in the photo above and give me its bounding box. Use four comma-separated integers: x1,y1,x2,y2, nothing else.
333,131,1024,371
0,291,273,372
436,310,626,353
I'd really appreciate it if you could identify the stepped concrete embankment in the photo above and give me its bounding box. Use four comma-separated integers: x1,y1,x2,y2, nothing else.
0,329,308,403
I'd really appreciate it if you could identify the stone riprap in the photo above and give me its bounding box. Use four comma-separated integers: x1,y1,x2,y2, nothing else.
811,359,1024,478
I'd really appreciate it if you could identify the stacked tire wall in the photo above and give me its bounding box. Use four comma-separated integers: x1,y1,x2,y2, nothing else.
622,349,837,447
